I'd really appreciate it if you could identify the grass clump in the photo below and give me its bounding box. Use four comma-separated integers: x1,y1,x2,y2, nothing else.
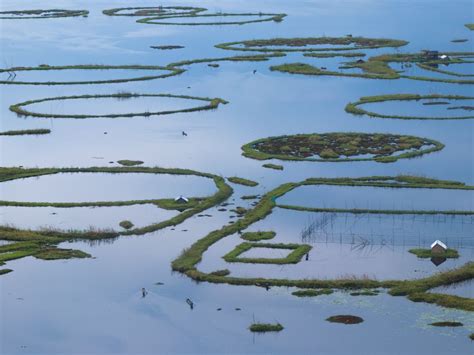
34,248,91,260
249,323,284,332
262,163,283,170
430,321,463,327
241,195,259,200
119,221,134,230
117,160,144,166
326,315,364,324
241,231,276,241
223,242,311,264
209,269,230,277
408,248,459,259
0,129,50,136
227,177,258,187
292,289,333,297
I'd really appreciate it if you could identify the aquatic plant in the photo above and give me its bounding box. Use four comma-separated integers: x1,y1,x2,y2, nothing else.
0,129,50,136
262,163,284,170
241,231,276,241
117,160,144,166
119,221,134,230
429,321,463,327
227,177,258,187
292,289,333,297
249,323,284,332
326,315,364,324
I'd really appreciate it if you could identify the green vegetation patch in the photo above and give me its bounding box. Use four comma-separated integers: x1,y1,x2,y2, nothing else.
430,321,463,327
119,221,134,230
34,248,91,260
350,290,380,296
292,289,333,297
262,163,284,170
465,24,474,30
209,269,230,277
0,129,50,136
0,269,13,275
326,315,364,324
117,160,144,166
10,93,227,119
241,231,276,241
0,166,233,272
408,248,459,258
271,51,474,84
0,9,88,19
470,333,474,340
223,242,311,264
0,65,183,85
228,177,258,187
345,94,474,120
249,323,284,332
242,132,444,163
171,175,474,311
304,52,366,58
137,13,287,26
216,36,407,52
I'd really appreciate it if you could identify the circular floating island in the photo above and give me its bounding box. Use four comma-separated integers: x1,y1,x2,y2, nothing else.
137,13,286,26
242,132,444,163
346,94,474,120
103,6,206,17
0,64,183,85
0,9,88,19
10,93,228,119
216,36,408,52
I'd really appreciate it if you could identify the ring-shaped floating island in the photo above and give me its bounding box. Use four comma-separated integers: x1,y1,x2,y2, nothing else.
0,64,183,85
271,51,474,84
102,6,206,17
216,36,408,52
345,94,474,120
171,175,474,312
0,9,88,19
137,12,286,26
241,133,444,163
10,93,228,119
0,166,233,271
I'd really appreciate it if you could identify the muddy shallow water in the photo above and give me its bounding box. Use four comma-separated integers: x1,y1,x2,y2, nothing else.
1,0,473,354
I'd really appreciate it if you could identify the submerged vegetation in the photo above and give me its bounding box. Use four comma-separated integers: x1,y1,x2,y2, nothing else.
249,323,284,332
10,93,228,119
216,36,408,52
227,177,258,187
0,129,50,136
242,133,444,163
345,94,474,120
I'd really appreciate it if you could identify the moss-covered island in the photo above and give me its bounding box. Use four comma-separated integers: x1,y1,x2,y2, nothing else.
227,177,259,187
242,133,444,163
216,36,408,52
326,315,364,324
241,231,276,241
10,93,228,119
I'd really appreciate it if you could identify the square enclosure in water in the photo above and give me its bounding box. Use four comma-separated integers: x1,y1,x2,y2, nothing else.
223,242,311,264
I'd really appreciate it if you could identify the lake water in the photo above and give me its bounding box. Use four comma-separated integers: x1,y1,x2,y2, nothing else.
1,0,473,354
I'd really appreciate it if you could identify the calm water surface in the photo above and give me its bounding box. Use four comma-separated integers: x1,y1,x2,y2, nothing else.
0,0,473,354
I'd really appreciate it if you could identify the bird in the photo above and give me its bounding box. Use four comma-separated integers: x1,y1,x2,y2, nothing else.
253,69,257,74
182,131,188,136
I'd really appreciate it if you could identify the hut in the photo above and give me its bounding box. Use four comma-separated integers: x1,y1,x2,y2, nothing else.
174,196,189,204
430,240,447,255
356,59,365,64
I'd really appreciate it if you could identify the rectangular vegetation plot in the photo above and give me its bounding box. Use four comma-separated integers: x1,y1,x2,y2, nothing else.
277,185,473,213
223,242,311,264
